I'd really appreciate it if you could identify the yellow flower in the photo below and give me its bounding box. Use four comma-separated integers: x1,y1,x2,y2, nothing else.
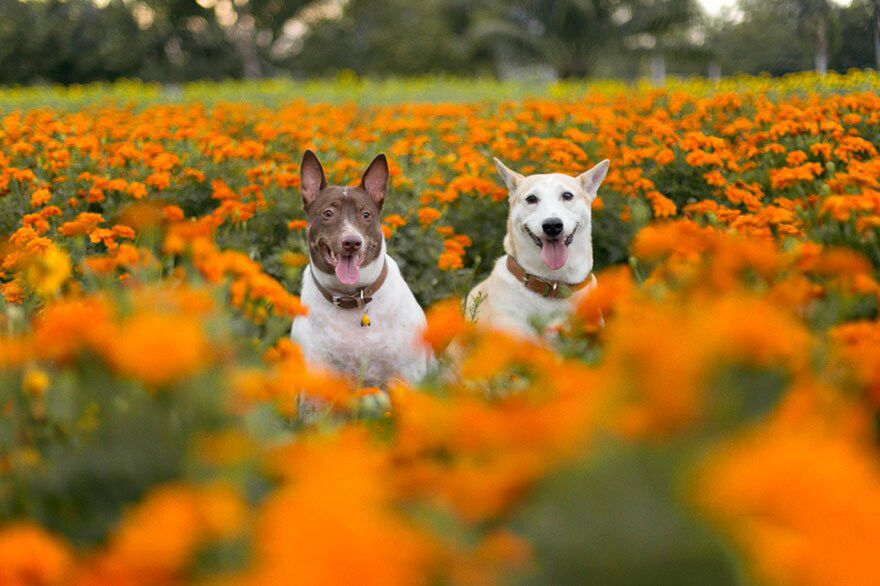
24,244,71,298
22,369,50,395
281,252,309,268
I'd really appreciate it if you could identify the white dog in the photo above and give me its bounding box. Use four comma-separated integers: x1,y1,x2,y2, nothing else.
290,150,430,388
466,157,610,336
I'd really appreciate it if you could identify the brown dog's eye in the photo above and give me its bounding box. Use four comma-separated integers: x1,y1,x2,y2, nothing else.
362,211,371,220
525,194,539,204
322,209,334,218
561,191,574,201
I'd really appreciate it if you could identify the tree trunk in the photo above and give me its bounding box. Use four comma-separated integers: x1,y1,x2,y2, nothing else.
650,48,665,85
874,0,880,70
815,15,828,75
231,11,262,79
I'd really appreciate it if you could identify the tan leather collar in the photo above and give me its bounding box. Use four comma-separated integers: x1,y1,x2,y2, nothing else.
506,255,592,299
311,260,389,309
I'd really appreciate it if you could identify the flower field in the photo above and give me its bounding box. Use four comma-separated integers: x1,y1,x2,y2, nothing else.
1,70,880,585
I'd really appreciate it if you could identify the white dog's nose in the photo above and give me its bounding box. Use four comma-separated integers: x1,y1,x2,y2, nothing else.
542,218,563,237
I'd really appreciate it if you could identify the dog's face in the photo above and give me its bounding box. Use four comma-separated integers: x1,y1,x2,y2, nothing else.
300,150,388,285
495,157,609,274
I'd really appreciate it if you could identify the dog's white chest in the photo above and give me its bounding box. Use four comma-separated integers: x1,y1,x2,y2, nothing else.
470,256,596,337
290,258,429,387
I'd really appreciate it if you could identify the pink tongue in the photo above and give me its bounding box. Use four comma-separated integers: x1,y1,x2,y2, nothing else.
335,255,361,285
541,240,569,270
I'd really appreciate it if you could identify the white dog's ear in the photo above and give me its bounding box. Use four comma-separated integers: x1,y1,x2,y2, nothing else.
493,157,525,192
578,159,610,201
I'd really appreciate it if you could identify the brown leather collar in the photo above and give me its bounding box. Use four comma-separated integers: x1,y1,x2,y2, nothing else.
311,260,389,309
506,255,591,299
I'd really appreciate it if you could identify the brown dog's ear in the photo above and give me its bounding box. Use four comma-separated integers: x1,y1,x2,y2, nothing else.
578,159,610,201
300,149,327,209
493,157,525,193
360,153,389,208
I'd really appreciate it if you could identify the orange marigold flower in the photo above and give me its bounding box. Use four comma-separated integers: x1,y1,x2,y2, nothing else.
703,170,725,187
59,212,103,237
423,298,468,353
785,150,808,165
146,172,171,190
697,412,880,586
417,207,442,226
1,280,25,304
113,224,136,240
0,523,73,585
384,214,406,227
183,168,206,182
655,148,676,165
107,311,210,387
438,250,464,271
30,188,51,208
249,430,435,586
162,205,185,222
127,181,148,199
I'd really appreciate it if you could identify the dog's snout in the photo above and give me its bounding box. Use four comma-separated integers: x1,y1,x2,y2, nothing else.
341,235,362,253
542,218,563,237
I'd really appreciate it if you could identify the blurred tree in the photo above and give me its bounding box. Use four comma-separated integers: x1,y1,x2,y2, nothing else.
707,0,877,76
874,0,880,68
468,0,703,78
623,0,706,82
795,0,833,74
293,0,490,76
143,0,319,78
0,0,147,84
829,0,875,72
708,0,814,75
137,0,246,81
0,0,876,83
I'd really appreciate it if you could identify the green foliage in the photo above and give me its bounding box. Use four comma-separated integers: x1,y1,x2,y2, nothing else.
294,0,491,76
513,441,741,586
0,362,233,546
708,0,878,75
0,0,876,85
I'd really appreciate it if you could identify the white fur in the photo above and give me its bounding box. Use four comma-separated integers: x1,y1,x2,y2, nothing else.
291,241,431,387
466,159,609,337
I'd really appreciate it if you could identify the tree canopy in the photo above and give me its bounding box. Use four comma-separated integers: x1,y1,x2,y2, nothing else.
0,0,875,84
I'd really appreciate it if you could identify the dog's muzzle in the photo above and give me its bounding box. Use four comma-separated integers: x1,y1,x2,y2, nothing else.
524,225,544,248
525,222,580,247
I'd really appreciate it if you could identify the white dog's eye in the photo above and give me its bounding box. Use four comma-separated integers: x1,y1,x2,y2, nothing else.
525,194,539,204
561,191,574,201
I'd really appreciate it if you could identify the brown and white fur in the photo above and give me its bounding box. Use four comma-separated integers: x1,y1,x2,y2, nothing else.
290,150,430,387
466,157,610,337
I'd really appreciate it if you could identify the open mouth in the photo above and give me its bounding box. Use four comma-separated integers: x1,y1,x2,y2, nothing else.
524,223,579,270
320,242,365,285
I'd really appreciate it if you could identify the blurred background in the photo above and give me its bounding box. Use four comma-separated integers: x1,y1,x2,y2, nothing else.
0,0,876,85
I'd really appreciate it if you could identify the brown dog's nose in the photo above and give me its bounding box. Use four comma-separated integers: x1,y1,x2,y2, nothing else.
341,236,362,254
